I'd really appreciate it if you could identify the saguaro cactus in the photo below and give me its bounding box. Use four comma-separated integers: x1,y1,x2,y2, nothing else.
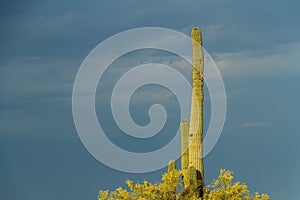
168,159,176,172
188,27,205,188
180,119,189,171
180,119,189,188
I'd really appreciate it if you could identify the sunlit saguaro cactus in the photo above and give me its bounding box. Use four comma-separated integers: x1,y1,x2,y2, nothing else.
168,159,176,172
180,120,189,171
188,27,204,174
175,27,205,196
188,27,204,188
180,119,189,188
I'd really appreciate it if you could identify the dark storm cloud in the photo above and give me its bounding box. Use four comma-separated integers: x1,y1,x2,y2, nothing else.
1,0,300,60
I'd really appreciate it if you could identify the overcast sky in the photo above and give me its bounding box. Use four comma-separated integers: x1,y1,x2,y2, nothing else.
1,0,300,200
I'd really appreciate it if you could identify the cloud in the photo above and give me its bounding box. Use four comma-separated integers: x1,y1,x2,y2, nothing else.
226,88,244,99
0,55,79,137
203,24,224,40
212,42,300,78
237,121,270,128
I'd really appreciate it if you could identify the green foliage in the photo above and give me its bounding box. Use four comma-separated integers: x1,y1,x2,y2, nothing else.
98,169,270,200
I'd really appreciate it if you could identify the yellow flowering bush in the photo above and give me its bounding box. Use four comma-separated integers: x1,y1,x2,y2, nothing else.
98,169,270,200
203,169,269,200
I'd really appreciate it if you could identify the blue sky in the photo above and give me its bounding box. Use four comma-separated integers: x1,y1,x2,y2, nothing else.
1,0,300,199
